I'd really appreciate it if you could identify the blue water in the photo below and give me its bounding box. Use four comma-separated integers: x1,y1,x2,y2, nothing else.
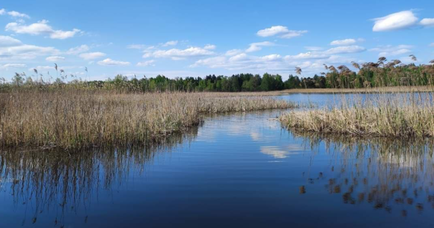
0,95,433,228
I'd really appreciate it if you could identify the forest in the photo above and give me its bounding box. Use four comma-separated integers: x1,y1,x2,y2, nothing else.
1,56,433,92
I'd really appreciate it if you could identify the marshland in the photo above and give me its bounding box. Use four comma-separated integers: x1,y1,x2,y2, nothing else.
1,56,434,227
2,0,434,227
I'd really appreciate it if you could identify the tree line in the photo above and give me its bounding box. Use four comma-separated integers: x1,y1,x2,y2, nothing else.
1,56,433,93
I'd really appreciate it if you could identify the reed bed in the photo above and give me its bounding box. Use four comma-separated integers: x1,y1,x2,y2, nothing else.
0,91,297,149
280,92,434,138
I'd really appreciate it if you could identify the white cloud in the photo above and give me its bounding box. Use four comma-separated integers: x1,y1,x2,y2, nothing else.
137,60,155,67
150,46,214,60
225,49,242,56
7,10,30,18
229,53,248,62
0,44,59,60
204,44,216,50
246,41,275,53
324,45,366,54
420,18,434,27
46,56,65,62
50,29,81,39
79,52,106,60
5,20,81,39
97,58,130,66
305,46,323,51
0,63,26,70
0,35,22,47
284,52,328,60
127,44,146,49
373,11,418,32
0,9,5,15
142,52,152,58
280,30,308,39
192,52,300,71
66,45,89,55
257,25,288,37
369,45,412,56
261,54,281,61
162,40,178,47
330,39,357,46
257,25,307,39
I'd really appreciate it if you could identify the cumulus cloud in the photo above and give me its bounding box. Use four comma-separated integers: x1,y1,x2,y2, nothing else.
284,52,328,60
0,9,29,18
7,10,30,18
137,60,155,67
162,40,178,47
66,45,89,55
372,11,418,32
144,46,214,60
257,25,307,39
305,46,323,51
79,52,106,60
246,41,274,53
204,44,216,50
0,44,59,60
225,49,242,56
324,45,366,55
192,52,299,71
127,44,146,50
369,45,412,57
46,56,65,62
5,20,81,39
192,43,361,74
0,35,22,47
420,18,434,27
0,63,26,70
97,58,130,66
330,39,357,46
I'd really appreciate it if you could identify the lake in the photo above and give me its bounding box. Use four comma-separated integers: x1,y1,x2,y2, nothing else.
0,93,433,228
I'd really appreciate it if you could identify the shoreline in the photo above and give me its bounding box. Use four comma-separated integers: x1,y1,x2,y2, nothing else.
278,86,434,94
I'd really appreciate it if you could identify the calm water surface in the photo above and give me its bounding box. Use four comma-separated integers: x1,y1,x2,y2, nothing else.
0,94,433,228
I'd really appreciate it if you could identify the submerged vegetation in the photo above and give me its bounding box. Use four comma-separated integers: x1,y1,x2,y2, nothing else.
0,91,297,149
280,92,434,138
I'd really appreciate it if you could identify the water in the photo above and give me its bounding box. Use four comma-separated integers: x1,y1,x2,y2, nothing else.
0,94,433,228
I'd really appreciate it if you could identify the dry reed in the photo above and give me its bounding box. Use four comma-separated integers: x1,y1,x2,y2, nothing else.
0,91,297,149
280,92,434,138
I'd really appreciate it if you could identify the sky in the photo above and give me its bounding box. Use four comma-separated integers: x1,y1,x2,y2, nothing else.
0,0,433,81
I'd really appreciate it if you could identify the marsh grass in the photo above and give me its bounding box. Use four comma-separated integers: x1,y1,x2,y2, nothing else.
0,91,297,149
280,90,434,138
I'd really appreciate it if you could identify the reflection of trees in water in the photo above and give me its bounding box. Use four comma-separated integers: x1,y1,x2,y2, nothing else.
294,131,434,216
0,126,198,226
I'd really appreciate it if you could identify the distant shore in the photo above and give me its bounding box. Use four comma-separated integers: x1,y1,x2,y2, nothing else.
278,86,434,94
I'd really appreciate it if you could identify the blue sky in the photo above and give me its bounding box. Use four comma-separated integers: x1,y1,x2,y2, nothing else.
0,0,433,81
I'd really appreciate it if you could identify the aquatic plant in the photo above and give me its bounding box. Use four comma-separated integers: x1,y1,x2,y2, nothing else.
0,91,297,149
280,91,434,138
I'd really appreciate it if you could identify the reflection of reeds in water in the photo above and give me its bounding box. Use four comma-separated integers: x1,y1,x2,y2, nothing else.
294,132,434,216
0,127,198,226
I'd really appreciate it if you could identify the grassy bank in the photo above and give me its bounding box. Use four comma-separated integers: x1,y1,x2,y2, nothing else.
0,91,297,149
280,93,434,138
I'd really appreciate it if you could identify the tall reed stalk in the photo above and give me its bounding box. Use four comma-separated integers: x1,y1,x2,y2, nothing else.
0,91,297,149
280,91,434,138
